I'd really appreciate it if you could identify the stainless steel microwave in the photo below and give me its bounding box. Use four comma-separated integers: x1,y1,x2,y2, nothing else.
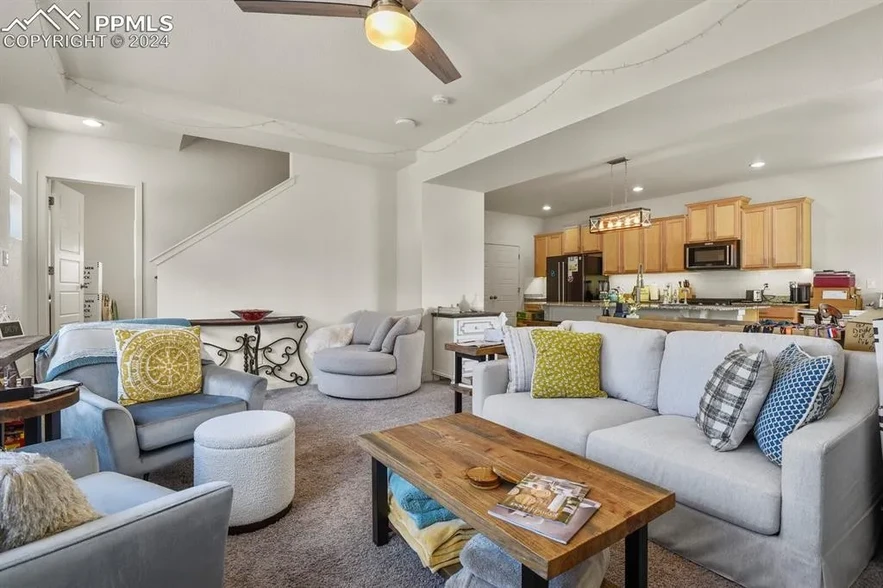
685,240,740,270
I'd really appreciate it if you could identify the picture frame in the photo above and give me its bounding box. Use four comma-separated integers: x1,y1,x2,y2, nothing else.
0,320,25,339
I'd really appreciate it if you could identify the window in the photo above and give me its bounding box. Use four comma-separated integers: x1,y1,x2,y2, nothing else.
9,190,22,240
9,129,22,184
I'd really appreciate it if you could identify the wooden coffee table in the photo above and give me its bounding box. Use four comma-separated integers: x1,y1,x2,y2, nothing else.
358,413,675,588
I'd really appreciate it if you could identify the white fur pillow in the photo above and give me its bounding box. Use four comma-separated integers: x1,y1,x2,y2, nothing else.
0,452,101,552
304,323,355,358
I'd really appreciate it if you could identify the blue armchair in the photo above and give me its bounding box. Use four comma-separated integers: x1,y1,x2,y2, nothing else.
61,363,267,477
0,439,233,588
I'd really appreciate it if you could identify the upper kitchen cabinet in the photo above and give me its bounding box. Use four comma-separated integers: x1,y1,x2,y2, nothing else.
580,225,602,253
533,232,564,277
741,205,771,269
641,221,663,273
686,197,750,243
620,228,643,274
739,198,812,270
562,226,581,254
771,198,812,268
602,231,621,275
661,216,687,273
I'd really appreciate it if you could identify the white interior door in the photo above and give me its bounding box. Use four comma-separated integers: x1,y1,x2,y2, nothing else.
484,244,521,314
50,181,86,332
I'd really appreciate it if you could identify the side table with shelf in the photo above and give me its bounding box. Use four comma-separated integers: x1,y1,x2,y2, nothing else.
443,342,506,414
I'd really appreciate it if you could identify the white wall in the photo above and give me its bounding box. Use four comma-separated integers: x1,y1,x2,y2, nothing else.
543,158,883,299
156,152,398,326
28,131,290,326
0,106,28,331
61,180,137,319
422,184,485,311
485,211,545,297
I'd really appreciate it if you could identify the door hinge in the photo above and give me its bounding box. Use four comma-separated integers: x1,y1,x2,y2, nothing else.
48,266,55,276
48,196,55,206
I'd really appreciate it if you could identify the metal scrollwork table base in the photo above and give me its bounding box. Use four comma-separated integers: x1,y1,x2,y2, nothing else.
190,316,310,385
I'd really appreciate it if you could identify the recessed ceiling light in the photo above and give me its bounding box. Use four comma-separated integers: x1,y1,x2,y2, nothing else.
542,205,551,211
395,118,417,128
749,160,766,169
82,118,104,128
632,185,644,193
432,94,452,105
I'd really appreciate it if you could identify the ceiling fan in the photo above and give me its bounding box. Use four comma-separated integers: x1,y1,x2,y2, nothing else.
235,0,461,84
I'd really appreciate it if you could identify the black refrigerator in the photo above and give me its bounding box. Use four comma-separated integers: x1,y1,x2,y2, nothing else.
546,254,604,303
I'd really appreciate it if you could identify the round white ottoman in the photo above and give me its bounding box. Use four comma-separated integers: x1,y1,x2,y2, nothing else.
193,410,295,532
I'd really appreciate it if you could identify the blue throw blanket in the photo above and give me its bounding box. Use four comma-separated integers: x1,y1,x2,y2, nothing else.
37,319,193,382
389,472,457,529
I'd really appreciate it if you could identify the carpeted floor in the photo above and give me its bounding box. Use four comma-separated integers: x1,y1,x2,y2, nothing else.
152,382,883,588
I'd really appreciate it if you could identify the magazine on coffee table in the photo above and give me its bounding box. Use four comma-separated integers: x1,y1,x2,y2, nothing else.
489,497,601,544
498,472,589,524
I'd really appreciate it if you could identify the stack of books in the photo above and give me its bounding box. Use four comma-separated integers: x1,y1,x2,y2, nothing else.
488,472,600,544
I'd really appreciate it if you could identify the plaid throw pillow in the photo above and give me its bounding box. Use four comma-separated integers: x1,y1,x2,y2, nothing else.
696,345,774,451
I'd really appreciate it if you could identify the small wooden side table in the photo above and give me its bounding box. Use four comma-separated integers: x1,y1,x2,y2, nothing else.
0,389,80,446
443,342,506,414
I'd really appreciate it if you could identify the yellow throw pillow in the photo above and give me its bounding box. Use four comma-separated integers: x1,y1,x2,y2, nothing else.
530,330,606,399
113,327,203,406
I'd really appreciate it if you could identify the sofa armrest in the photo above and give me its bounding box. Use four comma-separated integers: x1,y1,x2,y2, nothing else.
0,481,233,588
780,351,883,555
472,359,510,417
61,389,140,476
202,364,267,410
16,439,99,479
393,330,425,394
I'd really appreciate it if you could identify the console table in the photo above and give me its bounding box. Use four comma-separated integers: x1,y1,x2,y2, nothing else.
190,316,310,386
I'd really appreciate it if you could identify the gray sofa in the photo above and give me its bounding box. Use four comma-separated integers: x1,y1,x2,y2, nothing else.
61,363,267,477
0,439,232,588
314,309,425,400
473,321,883,588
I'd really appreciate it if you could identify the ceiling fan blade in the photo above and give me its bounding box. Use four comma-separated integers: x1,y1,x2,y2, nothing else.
409,19,461,84
235,1,368,18
399,0,422,10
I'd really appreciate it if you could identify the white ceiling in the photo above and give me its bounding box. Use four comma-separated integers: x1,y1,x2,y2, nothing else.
485,81,883,217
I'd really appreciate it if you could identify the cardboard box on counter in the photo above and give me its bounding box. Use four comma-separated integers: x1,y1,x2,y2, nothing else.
843,309,883,352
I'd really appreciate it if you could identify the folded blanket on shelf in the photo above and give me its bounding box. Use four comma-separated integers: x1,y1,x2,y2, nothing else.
455,534,610,588
389,494,476,572
389,471,458,528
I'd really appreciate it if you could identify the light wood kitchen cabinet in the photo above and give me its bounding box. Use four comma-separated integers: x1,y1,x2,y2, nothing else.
562,226,581,254
771,198,812,268
641,222,663,273
580,225,602,252
686,197,750,243
621,229,643,274
661,216,686,272
533,232,565,277
741,205,771,269
602,231,621,275
548,233,563,257
533,234,548,277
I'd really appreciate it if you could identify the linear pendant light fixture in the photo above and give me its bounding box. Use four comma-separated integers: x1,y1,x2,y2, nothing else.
588,157,652,233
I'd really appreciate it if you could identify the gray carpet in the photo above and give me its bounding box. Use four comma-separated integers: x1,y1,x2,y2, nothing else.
151,383,883,588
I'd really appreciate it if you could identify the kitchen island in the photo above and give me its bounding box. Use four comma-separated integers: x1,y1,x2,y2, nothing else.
544,302,770,323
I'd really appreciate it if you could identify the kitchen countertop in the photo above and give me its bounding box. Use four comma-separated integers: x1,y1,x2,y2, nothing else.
544,302,772,311
431,311,499,319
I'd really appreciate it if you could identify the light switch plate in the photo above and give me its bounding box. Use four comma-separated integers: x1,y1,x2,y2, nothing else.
1,250,8,267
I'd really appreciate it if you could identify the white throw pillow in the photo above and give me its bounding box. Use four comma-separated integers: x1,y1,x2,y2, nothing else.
502,325,558,393
304,323,354,358
0,452,101,552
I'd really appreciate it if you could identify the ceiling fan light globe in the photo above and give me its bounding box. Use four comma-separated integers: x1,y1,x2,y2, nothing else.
365,4,416,51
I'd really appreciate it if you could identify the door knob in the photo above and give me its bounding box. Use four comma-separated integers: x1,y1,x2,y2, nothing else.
80,284,87,289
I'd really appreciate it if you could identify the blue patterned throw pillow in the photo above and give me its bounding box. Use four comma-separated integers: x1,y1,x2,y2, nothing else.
754,343,837,465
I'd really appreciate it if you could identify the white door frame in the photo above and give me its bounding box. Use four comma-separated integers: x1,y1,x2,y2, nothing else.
35,172,143,333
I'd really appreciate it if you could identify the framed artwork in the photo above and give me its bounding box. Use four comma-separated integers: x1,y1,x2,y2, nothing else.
0,321,25,339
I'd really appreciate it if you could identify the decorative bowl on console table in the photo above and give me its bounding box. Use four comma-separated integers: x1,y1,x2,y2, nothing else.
231,309,273,322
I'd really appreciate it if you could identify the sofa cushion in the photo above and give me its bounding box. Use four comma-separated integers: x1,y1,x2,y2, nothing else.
353,311,392,345
368,317,396,352
530,330,605,399
657,331,845,419
586,415,782,535
127,394,246,451
76,472,175,515
565,321,666,410
381,315,420,353
313,345,397,376
482,394,657,455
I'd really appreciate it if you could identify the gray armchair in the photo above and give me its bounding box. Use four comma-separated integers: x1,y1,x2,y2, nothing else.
0,439,233,588
61,363,267,477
